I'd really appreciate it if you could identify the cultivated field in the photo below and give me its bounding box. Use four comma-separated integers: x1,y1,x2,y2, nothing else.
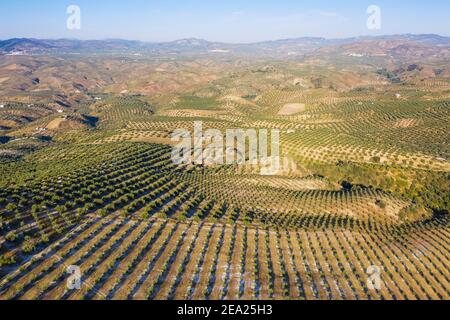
0,35,449,300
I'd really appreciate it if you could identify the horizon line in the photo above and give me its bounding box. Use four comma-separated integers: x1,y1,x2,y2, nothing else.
1,33,449,46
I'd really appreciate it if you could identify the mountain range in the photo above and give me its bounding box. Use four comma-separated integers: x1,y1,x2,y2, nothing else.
1,34,449,57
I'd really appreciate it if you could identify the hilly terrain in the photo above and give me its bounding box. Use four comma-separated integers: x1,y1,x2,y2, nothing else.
0,34,449,300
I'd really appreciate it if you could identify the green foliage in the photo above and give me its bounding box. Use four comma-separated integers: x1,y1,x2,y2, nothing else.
0,254,16,267
5,203,17,212
22,236,36,254
5,231,18,242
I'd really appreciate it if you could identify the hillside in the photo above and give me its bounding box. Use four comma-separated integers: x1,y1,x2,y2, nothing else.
0,34,449,301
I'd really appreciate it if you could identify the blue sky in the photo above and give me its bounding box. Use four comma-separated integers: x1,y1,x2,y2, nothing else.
0,0,449,42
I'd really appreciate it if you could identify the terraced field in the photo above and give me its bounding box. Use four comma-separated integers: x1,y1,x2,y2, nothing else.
1,55,449,300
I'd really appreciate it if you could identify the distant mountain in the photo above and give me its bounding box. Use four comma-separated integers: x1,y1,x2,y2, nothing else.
315,36,450,61
0,34,448,57
373,34,450,45
0,38,56,53
0,38,147,53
